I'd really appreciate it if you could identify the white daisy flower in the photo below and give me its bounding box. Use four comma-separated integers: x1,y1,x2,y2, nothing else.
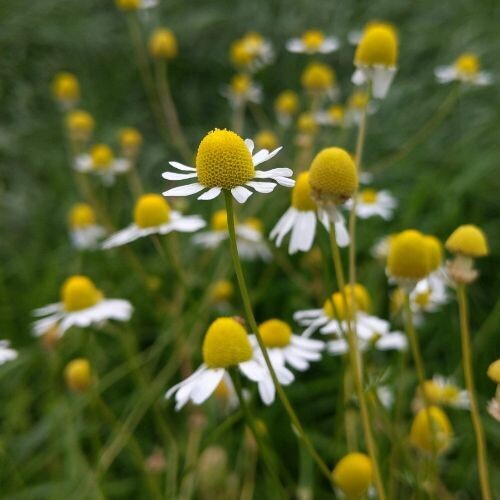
116,0,158,10
352,25,398,99
102,194,205,249
193,210,271,262
230,32,274,73
248,319,324,405
315,104,344,127
162,129,294,204
68,203,106,250
435,53,492,86
346,188,397,220
0,340,18,365
274,90,300,128
419,375,470,410
74,144,130,186
32,275,133,337
301,62,338,101
326,330,407,356
286,29,340,55
221,74,262,109
410,272,449,314
166,317,266,411
270,172,349,255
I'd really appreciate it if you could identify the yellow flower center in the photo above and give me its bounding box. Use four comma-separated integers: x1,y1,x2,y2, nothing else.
52,72,80,103
115,0,140,11
323,283,371,319
301,62,335,92
454,53,480,76
332,453,373,499
120,127,143,152
196,129,255,189
275,90,299,115
355,26,398,67
301,30,325,51
255,130,278,151
202,317,252,369
243,32,264,54
230,40,253,66
323,292,350,320
423,380,460,405
410,406,453,454
65,358,92,392
445,224,489,258
291,172,316,211
133,194,170,228
210,280,234,303
309,147,358,202
259,319,292,348
424,235,443,271
349,90,369,109
387,229,431,280
90,144,114,170
360,188,378,204
244,217,263,233
230,74,251,95
61,275,103,312
69,203,96,229
297,113,318,135
149,28,178,59
327,105,344,123
66,110,94,136
211,210,229,231
415,291,430,308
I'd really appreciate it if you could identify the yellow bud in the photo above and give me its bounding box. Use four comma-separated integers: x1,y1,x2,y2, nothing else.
445,224,489,258
410,406,453,454
297,113,318,135
66,110,94,141
211,210,229,231
254,130,278,151
90,144,114,170
133,194,170,228
120,127,143,157
210,280,234,303
275,90,299,116
387,230,430,281
259,319,292,348
149,29,178,60
487,359,500,384
455,53,480,76
69,203,96,229
332,453,373,498
65,358,92,392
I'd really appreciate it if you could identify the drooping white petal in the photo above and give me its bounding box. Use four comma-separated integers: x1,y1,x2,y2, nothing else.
166,364,207,399
102,225,143,249
162,171,198,181
246,181,276,193
244,138,255,154
163,182,205,197
327,339,349,355
190,368,225,404
167,216,206,233
270,207,297,246
168,161,196,172
255,167,293,179
258,377,276,406
286,38,305,53
352,67,367,86
371,66,397,99
239,359,266,382
231,186,253,204
335,220,350,247
290,211,316,254
198,187,222,200
376,332,408,351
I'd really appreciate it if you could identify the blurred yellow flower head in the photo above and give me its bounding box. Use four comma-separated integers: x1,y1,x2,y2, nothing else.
149,28,178,60
115,0,140,10
301,61,336,93
355,25,398,67
445,224,489,258
52,72,80,106
332,452,373,498
410,405,453,454
454,53,480,77
90,144,114,170
230,73,251,95
296,113,318,135
210,280,234,303
301,29,326,51
275,90,299,117
66,110,94,142
65,358,92,392
487,359,500,384
134,194,171,228
255,130,278,151
61,275,103,312
68,203,96,229
259,319,292,348
120,127,143,157
210,210,229,231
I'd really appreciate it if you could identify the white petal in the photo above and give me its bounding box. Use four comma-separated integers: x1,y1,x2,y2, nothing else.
166,365,207,399
244,139,255,154
168,161,196,172
167,216,206,233
290,211,316,254
102,225,143,249
376,332,408,351
197,187,222,200
246,181,276,194
258,378,276,406
239,359,265,382
162,171,198,181
255,167,293,179
190,369,225,404
286,38,304,53
163,183,205,197
231,186,253,204
352,68,367,86
269,207,296,245
335,220,350,247
371,66,397,99
285,352,309,371
327,339,349,355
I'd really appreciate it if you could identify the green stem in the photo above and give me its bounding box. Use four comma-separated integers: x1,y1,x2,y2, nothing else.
223,190,332,484
457,284,492,500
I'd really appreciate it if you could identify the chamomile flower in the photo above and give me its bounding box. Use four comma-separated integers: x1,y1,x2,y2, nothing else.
270,172,348,254
74,144,130,186
344,90,376,127
66,110,94,144
352,25,398,99
286,29,340,55
435,52,492,86
0,340,18,365
346,188,397,220
166,318,266,410
230,32,274,73
248,319,324,405
301,62,337,100
102,194,205,249
315,104,344,127
193,210,271,262
52,72,80,109
32,275,133,337
274,90,300,127
348,20,398,46
149,28,177,59
410,275,448,317
68,203,106,250
162,129,294,204
418,375,469,410
221,74,262,109
119,127,143,159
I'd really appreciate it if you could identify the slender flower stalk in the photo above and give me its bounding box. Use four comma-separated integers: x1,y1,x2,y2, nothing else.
456,284,492,500
328,223,387,500
223,190,332,483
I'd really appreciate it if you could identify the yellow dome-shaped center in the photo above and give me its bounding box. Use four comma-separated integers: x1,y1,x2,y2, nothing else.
422,380,460,406
210,280,234,302
445,224,489,258
410,406,453,454
301,62,335,91
297,113,318,135
90,144,114,170
387,230,431,280
67,110,94,135
196,129,255,189
327,105,344,123
259,319,292,348
211,210,229,231
202,317,253,369
349,90,370,110
61,275,103,312
149,29,178,60
301,30,325,51
69,203,96,229
52,72,80,102
309,147,358,201
133,194,170,228
230,40,253,66
120,127,142,151
323,284,371,319
360,188,378,204
455,53,479,76
65,358,92,392
355,26,398,67
292,172,316,211
424,235,443,271
275,90,299,115
323,292,350,320
332,453,373,498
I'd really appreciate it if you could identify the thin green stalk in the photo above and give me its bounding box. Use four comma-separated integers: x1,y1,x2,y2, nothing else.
457,284,492,500
224,190,333,484
232,102,246,136
328,224,386,500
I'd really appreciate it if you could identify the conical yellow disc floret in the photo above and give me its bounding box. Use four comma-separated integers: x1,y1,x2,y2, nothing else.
327,104,344,123
149,29,178,60
65,358,92,392
301,62,335,92
66,110,94,138
487,359,500,384
309,147,358,202
202,318,252,368
301,30,325,51
410,406,453,454
455,53,480,76
196,129,254,189
323,284,371,319
230,40,253,67
259,319,292,348
445,224,489,258
90,144,114,170
323,293,350,320
348,90,370,110
133,194,170,228
387,230,430,280
61,275,103,312
275,90,299,115
345,283,372,312
424,235,443,271
52,72,80,103
355,26,398,67
292,172,316,211
69,203,96,229
255,130,278,151
332,453,373,498
211,210,229,231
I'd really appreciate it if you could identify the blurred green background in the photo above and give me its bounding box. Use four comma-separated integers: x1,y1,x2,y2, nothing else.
1,0,499,498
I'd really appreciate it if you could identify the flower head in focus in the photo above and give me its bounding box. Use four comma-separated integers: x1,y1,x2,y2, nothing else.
32,275,133,337
435,52,492,86
68,203,106,250
230,32,274,73
0,340,18,365
162,129,294,204
52,72,80,109
286,29,340,55
221,74,262,109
